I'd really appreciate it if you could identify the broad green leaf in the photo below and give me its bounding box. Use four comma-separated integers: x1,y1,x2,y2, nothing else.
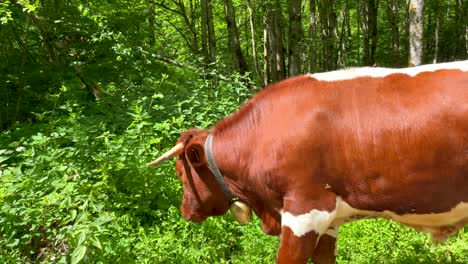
71,245,86,264
71,209,77,221
0,156,9,164
90,236,102,249
77,231,86,246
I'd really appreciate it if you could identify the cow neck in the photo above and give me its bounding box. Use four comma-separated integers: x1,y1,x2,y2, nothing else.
204,134,237,202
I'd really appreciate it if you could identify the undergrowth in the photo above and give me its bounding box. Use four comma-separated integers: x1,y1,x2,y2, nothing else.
0,72,466,263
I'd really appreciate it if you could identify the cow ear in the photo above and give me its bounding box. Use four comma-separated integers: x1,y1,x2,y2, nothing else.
185,143,207,167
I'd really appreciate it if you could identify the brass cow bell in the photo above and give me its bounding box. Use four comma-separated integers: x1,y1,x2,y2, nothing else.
230,200,252,224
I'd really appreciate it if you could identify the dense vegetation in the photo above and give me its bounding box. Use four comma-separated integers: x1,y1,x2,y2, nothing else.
0,0,467,263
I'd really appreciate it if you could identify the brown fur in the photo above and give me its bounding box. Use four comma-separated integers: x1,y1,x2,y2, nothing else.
169,68,467,264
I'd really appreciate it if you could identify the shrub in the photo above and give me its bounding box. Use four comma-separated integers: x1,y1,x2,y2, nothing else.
1,72,466,263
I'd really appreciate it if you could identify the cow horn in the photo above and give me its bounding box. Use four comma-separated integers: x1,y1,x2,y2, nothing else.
148,142,184,166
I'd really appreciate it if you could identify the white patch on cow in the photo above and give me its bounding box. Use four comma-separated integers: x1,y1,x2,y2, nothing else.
307,60,468,82
331,200,468,228
281,210,335,237
281,196,468,241
332,199,468,241
281,198,341,237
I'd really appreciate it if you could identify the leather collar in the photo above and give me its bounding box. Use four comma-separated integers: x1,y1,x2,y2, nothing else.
204,134,236,201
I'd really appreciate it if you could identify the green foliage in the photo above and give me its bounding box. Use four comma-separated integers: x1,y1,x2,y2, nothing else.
0,0,466,263
1,68,467,263
0,1,12,24
0,71,264,263
337,220,468,264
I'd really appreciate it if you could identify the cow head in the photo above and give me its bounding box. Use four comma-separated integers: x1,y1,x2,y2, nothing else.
149,129,230,223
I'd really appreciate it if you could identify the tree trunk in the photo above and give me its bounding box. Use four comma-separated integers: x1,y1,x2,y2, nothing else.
433,0,439,63
369,0,378,66
207,0,217,63
223,0,248,73
361,0,370,65
266,6,279,82
247,0,264,85
309,0,317,72
73,65,103,99
408,0,424,66
263,13,271,86
201,0,209,64
357,0,362,63
388,0,401,65
147,0,156,47
272,0,286,80
454,0,466,60
201,0,216,64
362,0,378,66
189,0,199,55
288,0,302,76
337,1,350,67
319,0,337,71
346,0,352,66
264,0,286,82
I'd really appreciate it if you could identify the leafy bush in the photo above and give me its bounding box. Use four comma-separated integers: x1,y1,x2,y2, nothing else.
0,71,466,264
337,220,468,264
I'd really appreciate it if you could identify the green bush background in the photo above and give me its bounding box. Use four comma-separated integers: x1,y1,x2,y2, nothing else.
1,71,467,263
0,1,466,261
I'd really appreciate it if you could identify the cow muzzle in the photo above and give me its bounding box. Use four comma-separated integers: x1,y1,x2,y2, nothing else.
181,203,206,223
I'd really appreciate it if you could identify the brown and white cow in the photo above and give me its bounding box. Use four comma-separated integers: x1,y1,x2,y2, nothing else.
149,61,468,264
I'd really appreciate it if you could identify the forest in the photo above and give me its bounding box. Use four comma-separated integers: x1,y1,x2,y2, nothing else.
0,0,467,263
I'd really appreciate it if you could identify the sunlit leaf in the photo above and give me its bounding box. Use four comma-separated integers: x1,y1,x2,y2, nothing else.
90,236,102,249
71,245,86,264
77,231,86,246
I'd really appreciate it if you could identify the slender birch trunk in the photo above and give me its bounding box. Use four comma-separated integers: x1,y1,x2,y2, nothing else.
408,0,424,66
263,13,271,86
433,0,439,63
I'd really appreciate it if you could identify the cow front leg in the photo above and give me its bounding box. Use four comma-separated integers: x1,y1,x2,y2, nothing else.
277,226,320,264
311,233,337,264
277,191,338,263
277,228,337,264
